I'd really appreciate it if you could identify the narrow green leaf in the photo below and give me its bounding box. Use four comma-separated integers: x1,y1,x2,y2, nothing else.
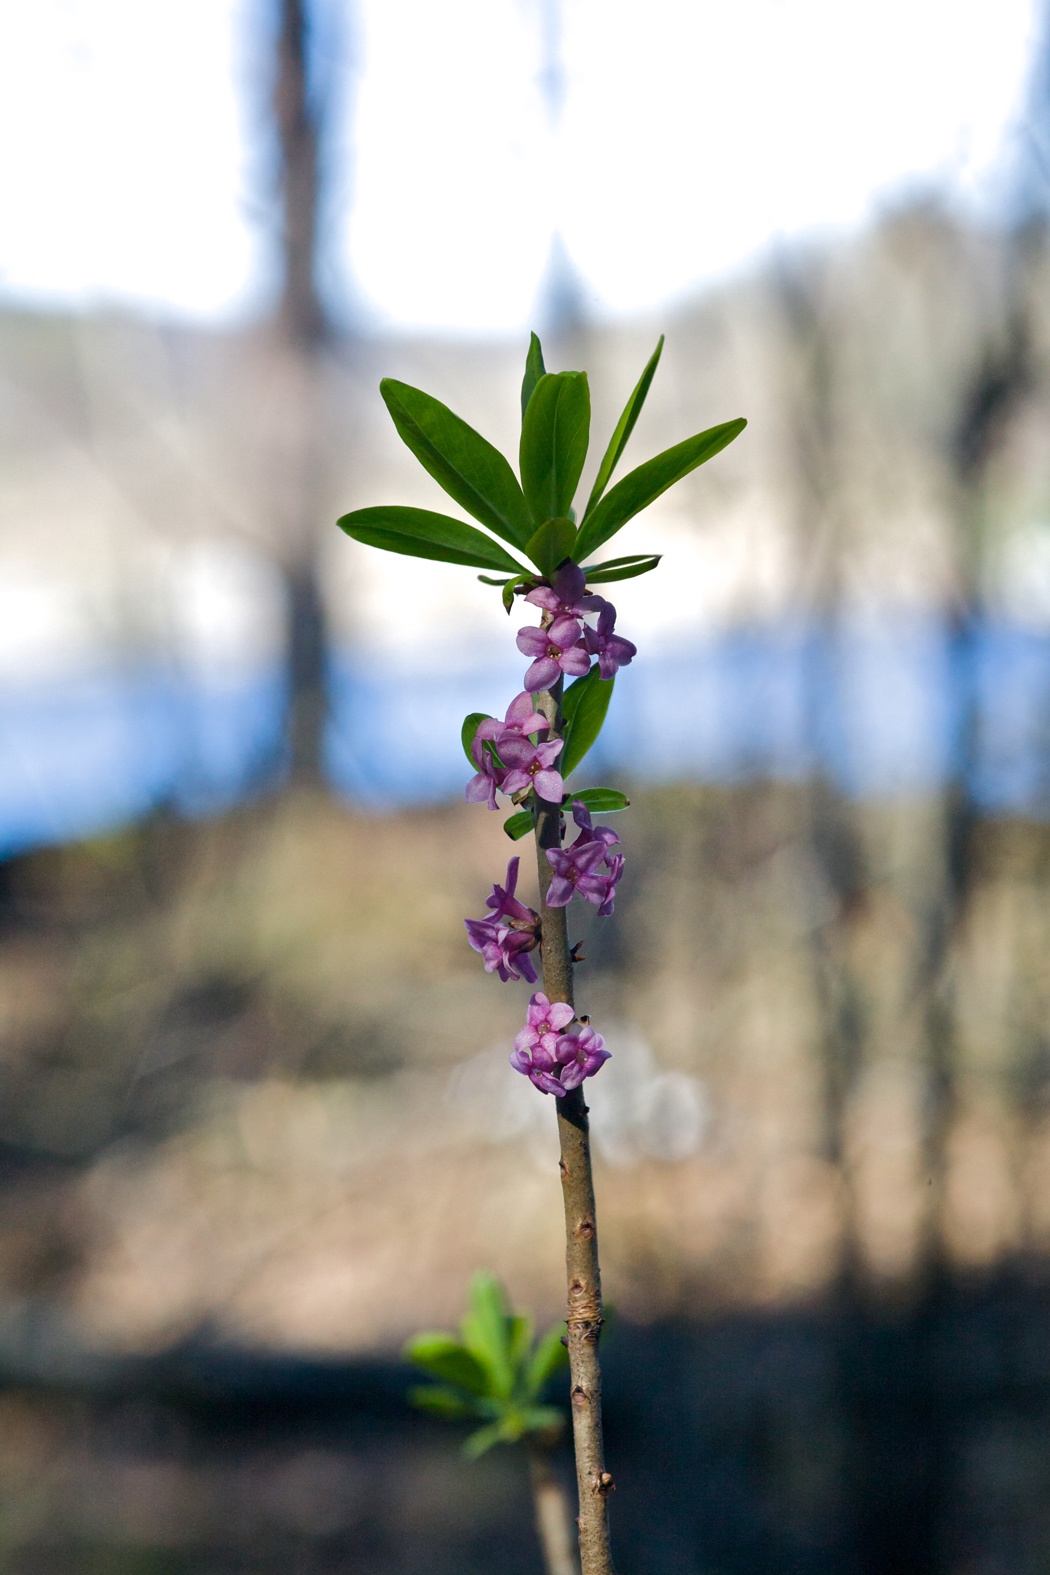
477,574,512,586
561,668,615,778
503,810,534,841
381,379,535,549
462,713,492,768
405,1334,492,1397
520,332,547,421
519,372,591,524
573,417,747,561
409,1385,481,1420
338,506,527,574
463,1421,506,1460
525,1322,569,1398
461,1273,514,1399
582,553,662,584
508,1313,533,1378
584,335,664,517
524,517,578,577
520,1406,564,1437
565,788,629,814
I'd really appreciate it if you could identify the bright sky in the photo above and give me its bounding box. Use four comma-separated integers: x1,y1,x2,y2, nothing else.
0,0,1042,334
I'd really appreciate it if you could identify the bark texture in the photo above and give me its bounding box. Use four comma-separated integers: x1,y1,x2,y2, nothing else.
534,680,615,1575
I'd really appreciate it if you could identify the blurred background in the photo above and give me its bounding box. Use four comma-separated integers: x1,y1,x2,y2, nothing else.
3,0,1050,1569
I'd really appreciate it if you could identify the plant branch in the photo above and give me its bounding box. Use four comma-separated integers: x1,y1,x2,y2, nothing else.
527,1436,580,1575
534,679,615,1575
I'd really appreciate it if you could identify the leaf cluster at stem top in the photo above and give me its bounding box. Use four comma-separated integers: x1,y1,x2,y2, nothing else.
336,331,745,587
405,1272,569,1459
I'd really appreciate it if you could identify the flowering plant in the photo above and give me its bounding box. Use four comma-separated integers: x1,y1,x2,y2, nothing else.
338,333,743,1575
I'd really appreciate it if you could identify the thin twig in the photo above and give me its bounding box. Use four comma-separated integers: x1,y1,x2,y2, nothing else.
534,678,615,1575
527,1436,580,1575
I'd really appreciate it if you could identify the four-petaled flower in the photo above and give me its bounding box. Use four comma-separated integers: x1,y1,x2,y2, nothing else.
525,563,609,622
553,1023,611,1090
464,692,550,808
465,857,540,982
584,604,637,680
465,918,539,983
544,839,613,908
498,736,564,802
516,616,591,693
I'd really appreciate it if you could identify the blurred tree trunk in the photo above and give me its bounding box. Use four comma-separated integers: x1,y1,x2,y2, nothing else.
272,0,332,783
777,257,869,1280
917,247,1034,1278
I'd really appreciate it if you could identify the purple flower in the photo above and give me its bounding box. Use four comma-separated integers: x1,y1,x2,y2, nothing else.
544,838,612,908
509,992,578,1094
484,856,535,925
543,806,625,914
472,693,548,764
464,746,501,810
594,852,624,918
554,1024,611,1091
569,799,620,849
509,995,611,1095
583,604,636,680
466,858,540,981
516,616,591,692
499,736,564,803
465,919,539,983
525,563,609,621
465,694,549,807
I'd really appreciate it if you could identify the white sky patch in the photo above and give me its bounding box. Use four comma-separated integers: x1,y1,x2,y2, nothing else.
0,0,1042,331
0,0,263,320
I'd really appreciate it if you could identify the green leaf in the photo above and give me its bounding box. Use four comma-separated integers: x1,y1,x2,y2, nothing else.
381,379,535,549
520,371,591,524
525,1322,569,1398
409,1385,481,1420
519,1406,564,1437
561,668,615,778
508,1313,533,1381
463,1421,507,1460
338,506,527,574
461,713,492,768
503,810,534,841
565,788,629,814
573,417,747,562
405,1334,492,1397
582,553,662,584
502,574,530,612
477,574,512,586
461,1272,514,1399
584,335,664,516
524,517,578,577
520,332,547,421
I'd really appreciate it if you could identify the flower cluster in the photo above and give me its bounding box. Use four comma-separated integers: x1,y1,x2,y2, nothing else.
461,559,635,1095
465,692,562,810
464,857,540,983
516,564,636,695
546,800,624,916
509,992,611,1095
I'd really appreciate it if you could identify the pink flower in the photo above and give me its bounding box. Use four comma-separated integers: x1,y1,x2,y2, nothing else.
509,994,611,1095
498,736,564,803
516,617,591,693
525,563,609,621
465,858,540,982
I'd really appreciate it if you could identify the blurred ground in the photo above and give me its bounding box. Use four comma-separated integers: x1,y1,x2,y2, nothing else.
2,784,1050,1570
